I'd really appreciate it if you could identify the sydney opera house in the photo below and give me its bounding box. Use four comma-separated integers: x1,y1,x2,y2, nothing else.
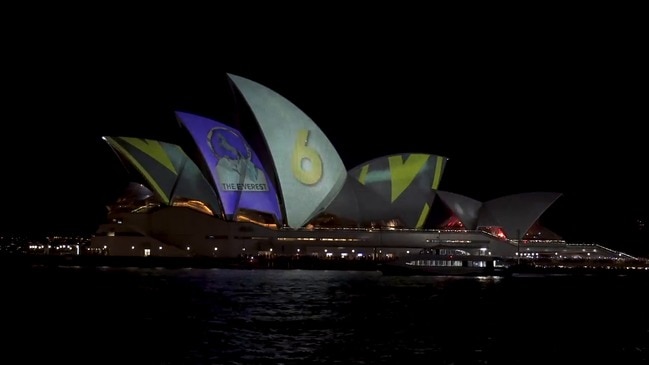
88,74,634,265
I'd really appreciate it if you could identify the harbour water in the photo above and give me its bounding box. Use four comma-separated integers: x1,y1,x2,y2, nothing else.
3,266,648,364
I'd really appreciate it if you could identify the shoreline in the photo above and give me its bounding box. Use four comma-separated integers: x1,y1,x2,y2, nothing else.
2,254,649,277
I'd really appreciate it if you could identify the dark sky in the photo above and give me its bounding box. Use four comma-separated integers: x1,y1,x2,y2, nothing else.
1,16,646,254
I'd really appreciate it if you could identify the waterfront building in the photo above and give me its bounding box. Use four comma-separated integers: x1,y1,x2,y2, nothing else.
89,74,636,264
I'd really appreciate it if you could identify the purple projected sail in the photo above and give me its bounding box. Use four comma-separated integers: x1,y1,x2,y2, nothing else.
176,111,283,222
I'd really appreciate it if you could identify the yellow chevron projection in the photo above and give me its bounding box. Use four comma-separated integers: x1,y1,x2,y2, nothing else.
357,164,370,185
431,155,444,189
105,137,170,203
416,202,430,229
121,137,177,175
388,154,429,202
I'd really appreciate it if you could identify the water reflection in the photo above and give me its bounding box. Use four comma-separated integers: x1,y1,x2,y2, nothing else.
2,267,648,364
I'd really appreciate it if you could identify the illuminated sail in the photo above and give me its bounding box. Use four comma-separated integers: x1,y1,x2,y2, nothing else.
228,73,346,228
176,111,283,222
323,174,394,226
103,137,222,216
349,153,448,228
478,192,562,239
436,190,482,230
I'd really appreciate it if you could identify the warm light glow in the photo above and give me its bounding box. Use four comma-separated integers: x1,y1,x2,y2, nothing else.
235,211,279,229
171,198,214,216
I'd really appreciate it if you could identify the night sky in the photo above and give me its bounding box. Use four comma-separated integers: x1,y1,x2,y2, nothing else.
1,17,646,255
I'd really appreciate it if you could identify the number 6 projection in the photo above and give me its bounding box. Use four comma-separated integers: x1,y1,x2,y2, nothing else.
292,129,323,185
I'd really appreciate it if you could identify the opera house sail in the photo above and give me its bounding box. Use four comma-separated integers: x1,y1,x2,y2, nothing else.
176,111,283,224
102,136,221,216
346,153,448,229
227,74,347,228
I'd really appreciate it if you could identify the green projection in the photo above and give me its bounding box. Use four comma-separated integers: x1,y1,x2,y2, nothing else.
121,138,177,174
350,153,448,229
388,154,429,203
416,202,431,229
105,137,172,203
104,136,222,217
432,155,445,190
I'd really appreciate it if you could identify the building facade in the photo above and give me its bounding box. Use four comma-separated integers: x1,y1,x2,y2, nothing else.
89,74,635,263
